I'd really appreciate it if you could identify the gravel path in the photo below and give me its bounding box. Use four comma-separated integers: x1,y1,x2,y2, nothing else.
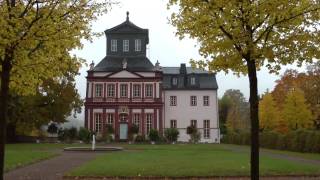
4,151,99,180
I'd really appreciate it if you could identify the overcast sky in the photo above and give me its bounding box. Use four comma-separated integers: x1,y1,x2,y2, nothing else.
72,0,305,102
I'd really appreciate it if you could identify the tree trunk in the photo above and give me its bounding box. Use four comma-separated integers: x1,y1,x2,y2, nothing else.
247,60,259,180
0,50,13,180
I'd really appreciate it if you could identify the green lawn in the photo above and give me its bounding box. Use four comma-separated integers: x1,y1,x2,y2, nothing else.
4,143,80,172
69,144,320,177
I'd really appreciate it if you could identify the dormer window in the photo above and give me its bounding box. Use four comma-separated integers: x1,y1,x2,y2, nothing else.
123,40,129,52
135,39,141,51
191,77,196,85
172,77,178,86
111,39,117,52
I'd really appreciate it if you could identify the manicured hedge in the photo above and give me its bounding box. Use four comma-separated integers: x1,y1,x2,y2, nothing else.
221,130,320,153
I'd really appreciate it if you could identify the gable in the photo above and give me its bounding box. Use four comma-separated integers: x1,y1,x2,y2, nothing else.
108,70,141,78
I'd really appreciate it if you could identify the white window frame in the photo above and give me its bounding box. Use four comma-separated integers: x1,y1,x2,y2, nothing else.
111,39,117,52
146,114,153,134
123,39,129,52
191,96,197,106
191,120,197,128
191,77,196,85
95,113,102,133
133,84,141,97
95,84,103,97
107,84,115,97
145,84,153,97
133,114,140,130
204,120,210,139
135,39,141,51
170,120,177,128
107,114,114,126
120,84,128,97
170,96,177,106
172,77,178,85
203,96,209,106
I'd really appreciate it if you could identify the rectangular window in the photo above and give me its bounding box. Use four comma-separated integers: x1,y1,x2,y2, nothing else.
203,96,209,106
133,114,140,129
172,77,178,85
123,40,129,52
170,120,177,128
107,114,114,126
191,77,196,85
191,120,197,128
135,39,141,51
95,84,103,97
111,39,117,52
190,96,197,106
145,84,153,97
133,84,141,97
204,120,210,139
146,114,153,134
170,96,177,106
107,84,115,97
120,84,128,97
95,113,102,133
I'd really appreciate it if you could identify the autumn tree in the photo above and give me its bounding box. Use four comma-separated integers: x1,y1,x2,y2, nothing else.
259,92,280,131
218,95,232,134
168,1,320,179
0,0,112,178
282,88,313,130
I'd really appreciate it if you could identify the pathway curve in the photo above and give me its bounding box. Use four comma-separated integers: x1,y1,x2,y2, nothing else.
4,151,99,180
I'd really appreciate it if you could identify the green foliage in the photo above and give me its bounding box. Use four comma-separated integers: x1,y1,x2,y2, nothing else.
223,130,320,153
129,124,139,135
57,127,78,142
148,129,159,142
47,123,58,134
164,128,179,143
134,134,145,143
78,128,91,143
105,124,114,134
186,125,196,135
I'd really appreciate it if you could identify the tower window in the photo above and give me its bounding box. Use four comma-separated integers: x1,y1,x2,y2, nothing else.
111,39,117,52
170,96,177,106
123,40,129,52
190,96,197,106
145,84,153,97
120,84,128,97
172,77,178,85
95,84,103,97
133,84,141,97
135,39,141,51
191,77,196,85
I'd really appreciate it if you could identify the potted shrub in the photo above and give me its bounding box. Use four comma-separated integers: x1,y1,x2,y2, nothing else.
148,129,159,144
164,128,179,144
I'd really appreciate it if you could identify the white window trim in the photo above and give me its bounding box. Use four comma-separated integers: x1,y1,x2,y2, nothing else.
95,113,102,133
172,77,178,85
191,96,197,106
191,77,196,85
170,96,177,106
95,84,103,97
135,39,141,51
204,120,210,139
111,39,117,52
123,40,129,52
146,114,153,134
107,84,115,97
170,120,177,128
133,84,141,97
203,96,209,106
120,84,128,97
145,84,153,97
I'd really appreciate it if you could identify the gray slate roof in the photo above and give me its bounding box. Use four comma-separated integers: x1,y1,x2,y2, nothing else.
161,67,218,90
93,56,154,72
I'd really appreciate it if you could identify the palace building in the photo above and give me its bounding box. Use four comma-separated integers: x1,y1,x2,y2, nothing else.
85,13,220,143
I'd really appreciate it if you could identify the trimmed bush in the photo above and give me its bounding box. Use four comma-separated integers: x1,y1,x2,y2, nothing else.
223,130,320,153
134,134,145,143
78,127,91,143
148,129,160,142
164,128,179,143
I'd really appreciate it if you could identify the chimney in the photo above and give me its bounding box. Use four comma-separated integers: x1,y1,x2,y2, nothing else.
179,63,187,74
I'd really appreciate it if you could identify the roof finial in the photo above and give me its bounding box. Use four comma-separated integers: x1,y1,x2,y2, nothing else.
126,11,129,21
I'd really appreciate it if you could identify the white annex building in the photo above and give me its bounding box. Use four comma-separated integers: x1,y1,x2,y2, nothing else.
85,13,220,143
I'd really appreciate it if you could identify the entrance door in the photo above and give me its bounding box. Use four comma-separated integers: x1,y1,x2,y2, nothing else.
119,123,128,140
